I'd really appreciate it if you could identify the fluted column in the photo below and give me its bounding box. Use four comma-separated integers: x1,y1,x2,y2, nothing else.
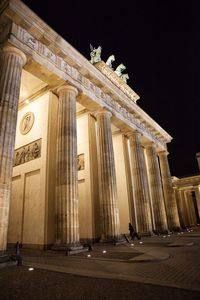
145,143,168,233
158,150,180,231
95,109,120,240
175,189,186,228
194,188,200,221
55,85,79,247
185,191,196,226
0,46,26,256
129,132,152,235
180,190,190,227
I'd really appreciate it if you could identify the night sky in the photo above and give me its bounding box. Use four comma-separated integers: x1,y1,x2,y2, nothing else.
22,0,200,177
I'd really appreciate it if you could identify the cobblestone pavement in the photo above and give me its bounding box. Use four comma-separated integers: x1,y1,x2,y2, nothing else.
1,228,200,299
0,266,199,300
20,229,200,291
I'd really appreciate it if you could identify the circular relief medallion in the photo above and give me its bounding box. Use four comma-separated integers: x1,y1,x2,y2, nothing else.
20,112,35,135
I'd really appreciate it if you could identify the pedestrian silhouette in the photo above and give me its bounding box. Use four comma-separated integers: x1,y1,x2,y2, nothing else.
128,223,141,240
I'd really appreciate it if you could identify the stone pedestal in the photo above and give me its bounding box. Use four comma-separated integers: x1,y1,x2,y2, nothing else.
145,143,168,233
95,110,120,241
0,46,26,256
55,85,80,249
158,151,180,231
129,132,152,235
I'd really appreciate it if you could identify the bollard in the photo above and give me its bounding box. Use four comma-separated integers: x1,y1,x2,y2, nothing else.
15,241,20,255
15,241,22,266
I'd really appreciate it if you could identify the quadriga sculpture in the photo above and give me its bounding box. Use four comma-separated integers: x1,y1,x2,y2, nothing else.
120,73,129,83
106,54,115,69
114,63,126,76
90,44,102,64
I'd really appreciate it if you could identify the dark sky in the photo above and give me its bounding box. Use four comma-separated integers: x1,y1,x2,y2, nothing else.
22,0,200,176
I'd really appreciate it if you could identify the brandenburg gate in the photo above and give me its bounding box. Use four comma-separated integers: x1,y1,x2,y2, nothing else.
0,0,180,257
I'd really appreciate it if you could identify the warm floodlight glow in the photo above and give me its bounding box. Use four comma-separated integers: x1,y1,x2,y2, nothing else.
87,254,91,257
131,243,134,246
25,99,30,104
139,241,143,244
102,250,107,254
28,267,34,271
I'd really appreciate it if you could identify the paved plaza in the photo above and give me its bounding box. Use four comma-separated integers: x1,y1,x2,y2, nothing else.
0,228,200,299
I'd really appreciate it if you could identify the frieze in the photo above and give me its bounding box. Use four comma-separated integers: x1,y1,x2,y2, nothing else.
77,154,85,171
13,139,42,167
12,24,166,149
44,47,56,63
83,77,90,89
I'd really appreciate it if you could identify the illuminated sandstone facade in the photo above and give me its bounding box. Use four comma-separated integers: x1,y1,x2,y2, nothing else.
0,0,181,253
173,175,200,228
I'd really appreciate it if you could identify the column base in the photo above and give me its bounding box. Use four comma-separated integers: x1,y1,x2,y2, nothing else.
51,243,89,255
168,226,181,232
152,229,170,236
139,231,154,237
100,234,127,245
0,253,9,263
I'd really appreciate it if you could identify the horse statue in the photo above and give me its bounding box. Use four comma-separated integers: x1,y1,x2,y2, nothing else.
106,54,115,69
90,44,102,64
114,63,126,76
120,73,129,83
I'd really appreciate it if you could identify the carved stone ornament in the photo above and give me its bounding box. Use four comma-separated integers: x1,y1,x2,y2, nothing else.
77,154,85,171
13,139,41,167
20,112,35,135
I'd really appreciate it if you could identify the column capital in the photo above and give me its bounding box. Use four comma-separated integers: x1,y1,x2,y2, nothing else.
144,141,156,149
57,85,78,96
94,108,112,119
1,46,27,66
158,150,169,157
126,130,142,139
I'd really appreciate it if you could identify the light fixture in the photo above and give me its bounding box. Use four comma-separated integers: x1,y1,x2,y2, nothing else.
25,99,30,104
28,267,34,271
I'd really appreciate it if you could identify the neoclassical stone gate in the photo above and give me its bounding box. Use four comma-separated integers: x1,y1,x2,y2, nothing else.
0,0,181,256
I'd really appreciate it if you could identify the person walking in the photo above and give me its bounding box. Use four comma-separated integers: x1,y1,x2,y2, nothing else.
128,223,141,240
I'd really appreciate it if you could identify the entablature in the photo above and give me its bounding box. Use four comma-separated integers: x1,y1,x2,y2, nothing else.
173,175,200,188
0,0,172,149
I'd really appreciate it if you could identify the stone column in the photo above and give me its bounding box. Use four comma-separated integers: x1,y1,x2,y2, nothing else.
0,46,26,256
55,85,80,247
129,132,152,235
158,150,180,231
185,191,197,226
180,190,190,228
95,109,120,241
194,187,200,222
175,189,186,228
145,143,168,233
